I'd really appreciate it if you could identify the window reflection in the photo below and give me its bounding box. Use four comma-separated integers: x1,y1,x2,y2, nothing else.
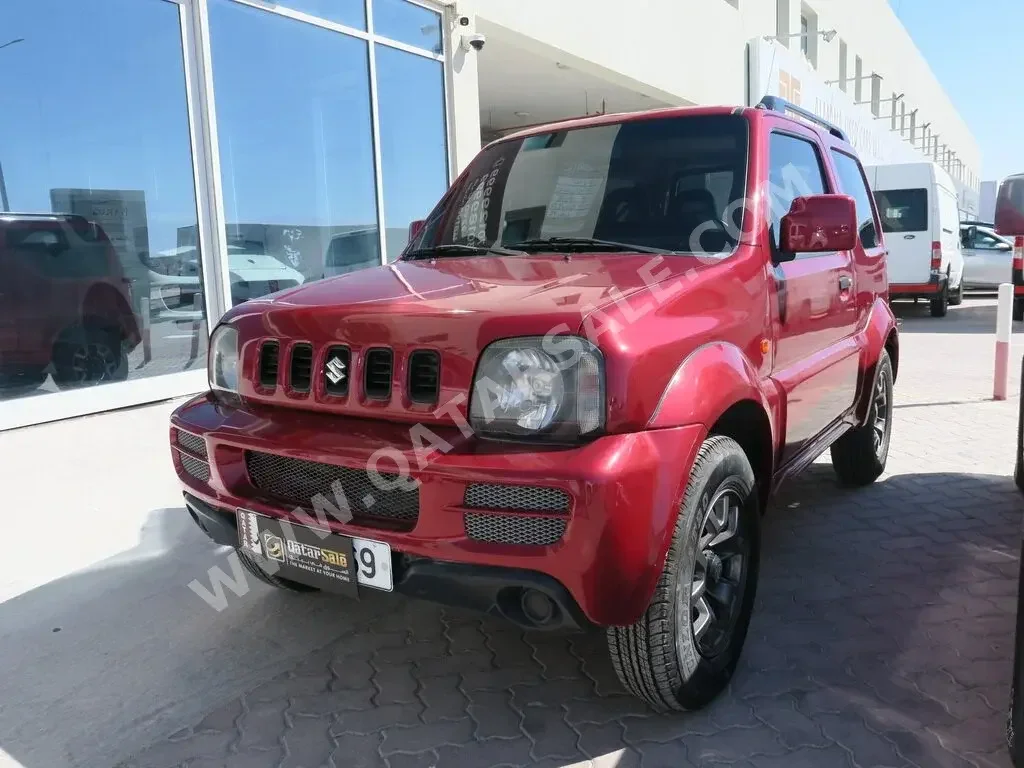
0,0,206,403
275,0,365,30
209,0,380,294
376,46,448,261
373,0,443,53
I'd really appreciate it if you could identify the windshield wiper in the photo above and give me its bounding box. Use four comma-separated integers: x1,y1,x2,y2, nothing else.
505,237,674,255
403,243,525,260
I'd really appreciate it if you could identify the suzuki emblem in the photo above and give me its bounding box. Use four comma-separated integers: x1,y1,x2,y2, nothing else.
325,355,347,384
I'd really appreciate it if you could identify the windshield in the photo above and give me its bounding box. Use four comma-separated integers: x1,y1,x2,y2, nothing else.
873,188,928,233
409,114,749,257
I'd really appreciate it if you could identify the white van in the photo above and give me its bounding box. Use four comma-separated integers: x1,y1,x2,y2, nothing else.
865,161,965,317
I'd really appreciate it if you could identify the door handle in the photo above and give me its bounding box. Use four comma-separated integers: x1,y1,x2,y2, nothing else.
838,275,852,291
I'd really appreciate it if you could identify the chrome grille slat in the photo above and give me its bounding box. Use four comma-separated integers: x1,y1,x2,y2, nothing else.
464,483,569,513
464,512,567,546
245,450,418,526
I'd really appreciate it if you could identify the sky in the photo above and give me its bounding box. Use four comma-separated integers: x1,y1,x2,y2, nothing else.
891,0,1024,181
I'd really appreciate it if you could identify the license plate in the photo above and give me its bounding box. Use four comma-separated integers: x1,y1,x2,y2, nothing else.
237,509,392,595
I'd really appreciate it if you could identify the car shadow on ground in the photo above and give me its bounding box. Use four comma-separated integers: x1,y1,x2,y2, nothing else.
0,505,376,768
91,468,1024,768
893,295,1019,335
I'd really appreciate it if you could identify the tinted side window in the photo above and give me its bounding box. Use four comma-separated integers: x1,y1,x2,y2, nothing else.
767,133,829,253
830,150,880,248
872,188,928,233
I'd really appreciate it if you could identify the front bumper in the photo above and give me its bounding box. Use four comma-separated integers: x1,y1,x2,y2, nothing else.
170,393,706,627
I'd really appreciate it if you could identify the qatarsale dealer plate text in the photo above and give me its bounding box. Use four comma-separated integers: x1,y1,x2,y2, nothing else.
237,509,393,595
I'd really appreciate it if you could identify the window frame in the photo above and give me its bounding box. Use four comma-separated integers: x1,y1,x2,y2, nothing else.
829,148,884,252
767,128,834,261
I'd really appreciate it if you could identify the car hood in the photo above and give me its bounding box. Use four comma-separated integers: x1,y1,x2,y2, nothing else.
231,253,700,331
225,253,710,425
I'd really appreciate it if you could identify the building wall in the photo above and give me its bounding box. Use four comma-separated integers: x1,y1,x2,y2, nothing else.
474,0,980,191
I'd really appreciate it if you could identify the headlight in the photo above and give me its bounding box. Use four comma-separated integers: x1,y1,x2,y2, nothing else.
470,336,604,442
208,324,240,394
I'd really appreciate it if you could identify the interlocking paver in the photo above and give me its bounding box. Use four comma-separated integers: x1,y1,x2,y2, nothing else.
123,303,1022,768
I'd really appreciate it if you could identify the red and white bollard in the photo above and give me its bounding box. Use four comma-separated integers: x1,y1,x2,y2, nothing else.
995,282,1013,400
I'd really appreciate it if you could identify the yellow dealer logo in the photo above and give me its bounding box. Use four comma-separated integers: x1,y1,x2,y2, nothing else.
260,530,285,562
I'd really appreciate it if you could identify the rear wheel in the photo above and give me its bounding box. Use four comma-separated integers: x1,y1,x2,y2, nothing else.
52,323,128,389
607,436,760,712
1014,296,1024,323
235,548,318,593
930,282,949,317
831,350,894,487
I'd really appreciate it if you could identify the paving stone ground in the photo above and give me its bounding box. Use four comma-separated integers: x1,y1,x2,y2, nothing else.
121,297,1024,768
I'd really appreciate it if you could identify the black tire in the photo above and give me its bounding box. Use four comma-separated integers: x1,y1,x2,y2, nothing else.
948,275,964,306
1014,297,1024,323
236,548,318,593
831,350,894,487
52,324,128,390
0,367,47,398
930,282,949,317
607,435,760,712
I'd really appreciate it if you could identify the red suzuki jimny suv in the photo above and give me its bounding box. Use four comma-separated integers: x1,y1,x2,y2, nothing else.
170,97,898,712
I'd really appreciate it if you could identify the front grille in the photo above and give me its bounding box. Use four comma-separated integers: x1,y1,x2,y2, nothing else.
178,451,211,483
259,341,280,388
289,344,313,393
364,348,393,400
407,350,440,404
175,429,208,460
245,450,418,527
324,346,350,397
464,483,570,513
464,512,567,546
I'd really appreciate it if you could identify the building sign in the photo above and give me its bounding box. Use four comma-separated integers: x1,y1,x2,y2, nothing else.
747,37,978,216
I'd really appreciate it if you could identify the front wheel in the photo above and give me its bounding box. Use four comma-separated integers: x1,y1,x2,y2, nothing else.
607,435,760,712
948,274,964,306
831,350,894,487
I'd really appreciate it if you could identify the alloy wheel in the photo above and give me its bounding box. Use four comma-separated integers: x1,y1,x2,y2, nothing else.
69,338,120,384
689,487,748,659
872,367,891,457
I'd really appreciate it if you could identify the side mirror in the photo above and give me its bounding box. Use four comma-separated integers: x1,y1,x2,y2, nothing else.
780,194,858,254
408,219,426,243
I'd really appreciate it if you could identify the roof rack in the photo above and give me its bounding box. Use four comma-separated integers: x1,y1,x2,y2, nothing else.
756,96,848,142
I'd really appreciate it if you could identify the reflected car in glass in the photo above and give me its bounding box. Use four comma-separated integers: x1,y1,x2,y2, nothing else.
0,213,141,397
169,100,898,712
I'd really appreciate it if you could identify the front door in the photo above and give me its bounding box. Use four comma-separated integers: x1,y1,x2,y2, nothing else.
765,127,860,464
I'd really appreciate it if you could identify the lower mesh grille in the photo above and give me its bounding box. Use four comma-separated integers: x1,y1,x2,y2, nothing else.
464,483,570,513
178,451,211,483
464,512,567,546
245,450,418,526
175,429,208,460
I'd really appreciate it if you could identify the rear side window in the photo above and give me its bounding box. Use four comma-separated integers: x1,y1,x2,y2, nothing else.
830,150,880,249
767,133,829,253
873,188,928,233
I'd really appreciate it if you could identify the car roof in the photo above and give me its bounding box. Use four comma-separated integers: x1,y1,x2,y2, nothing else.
490,102,855,153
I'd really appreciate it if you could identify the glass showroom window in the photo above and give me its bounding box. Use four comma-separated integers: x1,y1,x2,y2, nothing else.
208,0,380,299
373,0,443,53
375,44,449,262
0,0,206,403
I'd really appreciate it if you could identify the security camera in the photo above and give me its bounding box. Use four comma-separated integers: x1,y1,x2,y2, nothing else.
461,32,486,52
458,15,471,26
